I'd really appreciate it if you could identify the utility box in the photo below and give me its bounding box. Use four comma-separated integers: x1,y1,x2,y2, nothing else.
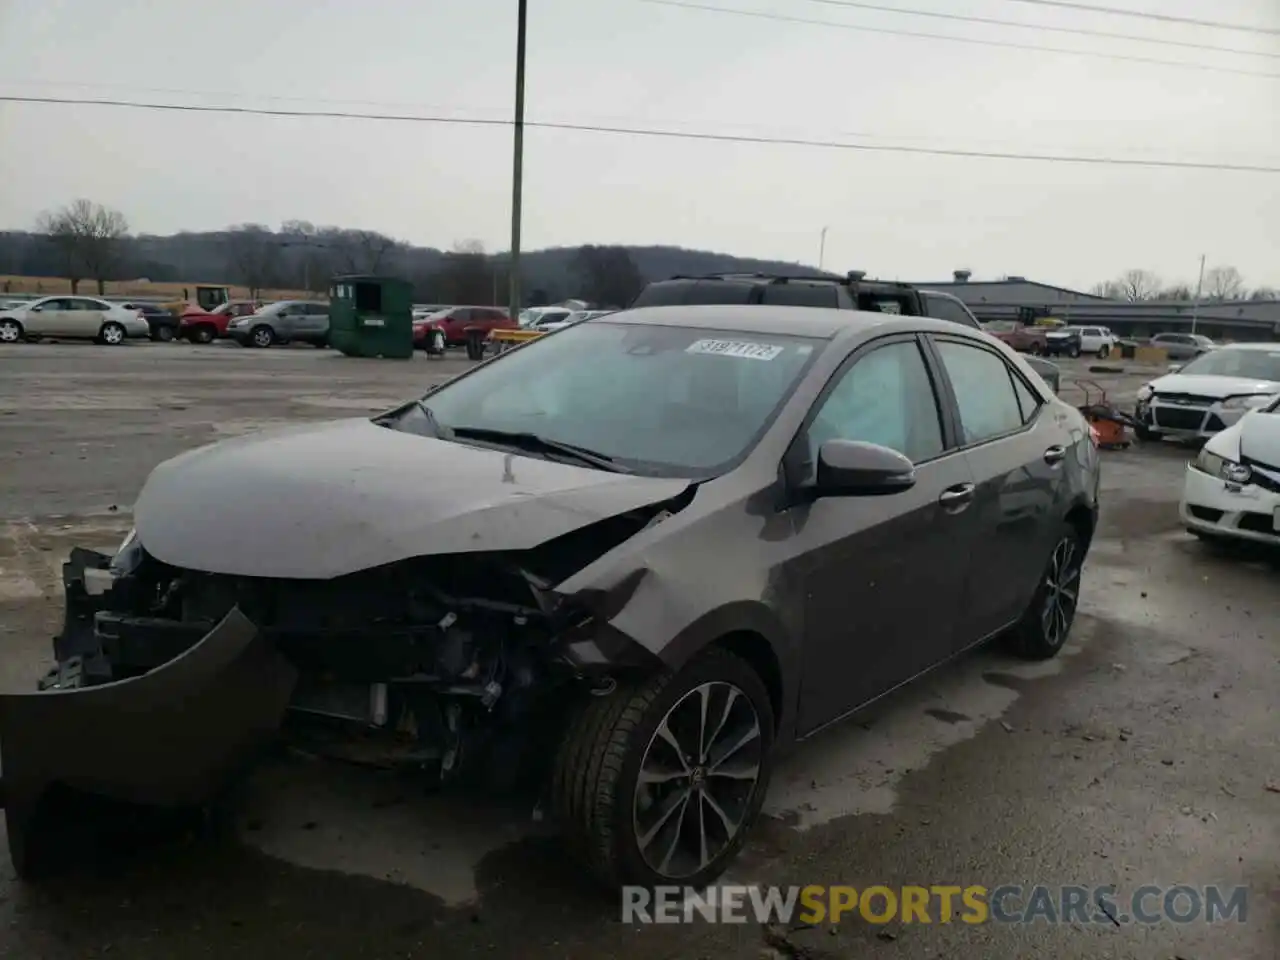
329,275,413,359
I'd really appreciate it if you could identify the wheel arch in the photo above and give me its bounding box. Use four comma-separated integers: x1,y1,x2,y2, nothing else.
1064,501,1096,552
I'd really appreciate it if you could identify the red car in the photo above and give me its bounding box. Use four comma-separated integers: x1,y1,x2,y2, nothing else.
983,320,1050,355
413,305,516,350
179,300,260,344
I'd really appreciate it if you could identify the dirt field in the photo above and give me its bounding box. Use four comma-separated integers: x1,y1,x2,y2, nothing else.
0,274,314,301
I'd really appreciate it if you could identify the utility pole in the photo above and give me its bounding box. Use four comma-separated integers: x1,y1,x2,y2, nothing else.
818,226,828,271
508,0,528,321
1190,253,1206,335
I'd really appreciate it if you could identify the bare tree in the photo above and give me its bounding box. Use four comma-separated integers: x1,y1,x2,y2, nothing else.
1202,265,1245,301
1116,268,1162,302
34,208,85,293
432,239,495,304
224,224,280,299
1249,286,1278,301
1158,283,1194,300
572,245,645,308
326,229,401,275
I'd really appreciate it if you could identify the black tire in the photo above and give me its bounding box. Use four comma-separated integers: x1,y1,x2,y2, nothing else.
1068,344,1081,359
154,324,176,343
1029,342,1044,356
250,325,275,348
1005,523,1084,660
1097,344,1111,359
1134,424,1161,442
551,647,775,891
0,318,24,344
190,324,216,344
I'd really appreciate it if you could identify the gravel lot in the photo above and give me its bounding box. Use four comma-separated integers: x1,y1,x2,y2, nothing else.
0,342,1276,959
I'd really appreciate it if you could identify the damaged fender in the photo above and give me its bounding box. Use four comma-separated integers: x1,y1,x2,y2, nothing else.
0,607,296,871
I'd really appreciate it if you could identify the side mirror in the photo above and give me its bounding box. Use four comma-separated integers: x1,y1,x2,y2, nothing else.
29,304,42,312
814,439,916,497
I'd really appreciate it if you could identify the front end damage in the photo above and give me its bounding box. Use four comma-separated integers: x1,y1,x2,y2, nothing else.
0,503,679,878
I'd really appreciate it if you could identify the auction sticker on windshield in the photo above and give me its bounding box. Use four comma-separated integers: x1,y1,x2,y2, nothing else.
687,339,784,361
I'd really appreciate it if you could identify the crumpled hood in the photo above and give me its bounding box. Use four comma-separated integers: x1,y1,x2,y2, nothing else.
134,418,690,579
1150,373,1280,398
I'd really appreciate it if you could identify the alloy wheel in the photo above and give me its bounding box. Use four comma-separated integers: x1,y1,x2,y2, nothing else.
252,327,273,347
0,320,20,343
632,681,763,880
1040,537,1081,648
101,324,124,345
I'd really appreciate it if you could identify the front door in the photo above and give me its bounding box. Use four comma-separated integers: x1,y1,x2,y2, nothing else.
27,298,69,336
795,336,979,735
929,336,1066,645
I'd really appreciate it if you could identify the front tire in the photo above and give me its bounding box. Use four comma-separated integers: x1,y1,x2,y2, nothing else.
250,325,276,348
552,647,775,891
1134,424,1162,442
1068,344,1081,359
0,318,24,344
1005,523,1084,660
1097,344,1111,359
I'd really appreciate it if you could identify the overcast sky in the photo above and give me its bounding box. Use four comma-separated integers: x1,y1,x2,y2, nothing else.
0,0,1276,290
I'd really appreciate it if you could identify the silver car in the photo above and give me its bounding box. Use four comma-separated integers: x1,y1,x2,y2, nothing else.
0,296,149,345
226,300,330,348
1151,332,1216,361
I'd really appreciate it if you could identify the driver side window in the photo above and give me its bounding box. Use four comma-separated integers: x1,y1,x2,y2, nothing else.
806,339,945,467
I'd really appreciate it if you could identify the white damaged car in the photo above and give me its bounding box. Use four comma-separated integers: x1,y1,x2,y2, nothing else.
1134,343,1280,443
1181,391,1280,546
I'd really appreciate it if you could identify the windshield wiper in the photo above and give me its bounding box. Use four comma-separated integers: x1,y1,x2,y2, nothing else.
448,426,630,473
413,399,453,438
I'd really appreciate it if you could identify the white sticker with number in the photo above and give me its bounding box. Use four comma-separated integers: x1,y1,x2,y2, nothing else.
686,339,784,361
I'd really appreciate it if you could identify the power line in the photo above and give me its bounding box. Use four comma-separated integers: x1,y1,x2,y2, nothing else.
796,0,1280,58
643,0,1280,79
993,0,1280,37
3,94,1278,173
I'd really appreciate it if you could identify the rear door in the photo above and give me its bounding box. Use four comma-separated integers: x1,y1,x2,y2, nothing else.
73,297,109,337
794,335,980,733
928,335,1067,647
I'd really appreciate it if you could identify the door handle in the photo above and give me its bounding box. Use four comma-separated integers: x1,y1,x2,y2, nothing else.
1043,445,1067,465
938,482,975,511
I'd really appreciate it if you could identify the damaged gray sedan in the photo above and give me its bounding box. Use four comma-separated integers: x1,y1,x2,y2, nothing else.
0,304,1100,889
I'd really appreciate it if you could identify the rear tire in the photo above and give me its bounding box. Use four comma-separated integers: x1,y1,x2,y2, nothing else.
1068,344,1081,359
1134,424,1162,442
0,318,23,344
99,321,127,345
1005,523,1084,660
154,324,175,343
1097,344,1111,359
551,647,774,891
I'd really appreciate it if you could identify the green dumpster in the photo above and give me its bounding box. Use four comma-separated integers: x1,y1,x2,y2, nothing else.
328,275,413,359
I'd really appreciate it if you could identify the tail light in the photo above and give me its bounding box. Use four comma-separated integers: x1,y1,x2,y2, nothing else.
1088,424,1101,447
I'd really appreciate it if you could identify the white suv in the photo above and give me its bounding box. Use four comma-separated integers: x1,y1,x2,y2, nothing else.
1069,326,1119,358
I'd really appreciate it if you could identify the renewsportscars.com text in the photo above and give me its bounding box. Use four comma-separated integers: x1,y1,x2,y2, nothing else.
621,884,1249,926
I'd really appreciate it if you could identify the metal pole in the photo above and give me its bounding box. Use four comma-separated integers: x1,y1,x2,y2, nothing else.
508,0,527,320
1190,253,1206,335
818,226,828,271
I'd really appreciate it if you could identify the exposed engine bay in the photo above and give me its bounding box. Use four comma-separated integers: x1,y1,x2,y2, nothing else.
46,497,683,791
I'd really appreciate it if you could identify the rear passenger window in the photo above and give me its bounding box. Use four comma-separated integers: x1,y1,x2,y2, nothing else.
935,341,1027,444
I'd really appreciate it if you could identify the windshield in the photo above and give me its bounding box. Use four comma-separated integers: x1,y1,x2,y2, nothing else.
420,320,822,476
1178,348,1280,381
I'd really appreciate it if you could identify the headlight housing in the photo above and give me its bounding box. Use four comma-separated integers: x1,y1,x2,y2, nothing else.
1136,383,1154,402
1221,394,1277,411
1194,448,1251,484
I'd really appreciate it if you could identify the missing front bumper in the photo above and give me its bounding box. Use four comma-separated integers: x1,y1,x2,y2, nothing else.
0,605,296,878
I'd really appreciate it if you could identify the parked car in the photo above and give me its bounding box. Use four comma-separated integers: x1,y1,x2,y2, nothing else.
413,305,516,349
1043,327,1083,359
1067,325,1119,358
1180,391,1280,546
518,306,576,329
177,301,264,344
983,320,1051,356
1150,332,1216,361
0,296,149,345
119,302,180,342
1133,343,1280,442
631,274,1062,393
1,304,1099,885
226,300,330,348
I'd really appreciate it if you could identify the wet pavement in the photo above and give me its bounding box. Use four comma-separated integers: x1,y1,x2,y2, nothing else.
0,343,1276,959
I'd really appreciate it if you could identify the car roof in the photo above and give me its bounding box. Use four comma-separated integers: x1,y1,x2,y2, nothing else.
598,303,939,339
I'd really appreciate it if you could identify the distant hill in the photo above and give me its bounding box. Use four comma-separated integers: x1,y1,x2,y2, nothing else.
0,228,823,305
